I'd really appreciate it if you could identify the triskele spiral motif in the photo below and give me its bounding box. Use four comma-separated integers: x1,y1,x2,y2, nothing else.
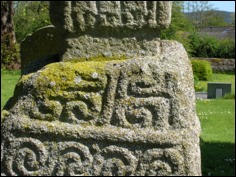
93,145,137,176
4,138,48,176
54,142,93,176
139,148,184,176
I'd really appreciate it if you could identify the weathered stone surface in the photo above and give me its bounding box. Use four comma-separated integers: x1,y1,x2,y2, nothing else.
1,41,201,176
50,1,172,33
60,36,163,60
2,1,201,176
20,25,61,75
49,1,172,60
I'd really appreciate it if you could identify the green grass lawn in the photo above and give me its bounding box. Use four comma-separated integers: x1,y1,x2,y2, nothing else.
1,70,21,110
198,73,235,94
1,70,235,176
196,99,235,176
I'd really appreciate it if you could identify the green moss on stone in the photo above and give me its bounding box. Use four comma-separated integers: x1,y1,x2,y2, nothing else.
33,61,110,99
12,57,130,123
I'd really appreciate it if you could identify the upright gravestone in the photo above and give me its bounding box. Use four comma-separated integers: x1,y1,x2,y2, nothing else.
20,25,60,75
1,1,201,176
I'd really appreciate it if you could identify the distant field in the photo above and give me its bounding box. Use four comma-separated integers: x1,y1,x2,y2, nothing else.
199,26,235,41
199,31,235,41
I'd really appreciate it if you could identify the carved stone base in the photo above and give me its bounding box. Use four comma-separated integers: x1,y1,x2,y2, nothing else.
1,41,201,176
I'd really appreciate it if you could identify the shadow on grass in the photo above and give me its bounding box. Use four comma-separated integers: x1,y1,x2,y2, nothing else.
200,139,235,176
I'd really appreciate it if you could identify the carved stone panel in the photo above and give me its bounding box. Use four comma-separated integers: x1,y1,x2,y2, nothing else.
50,1,172,33
49,1,172,60
1,41,201,176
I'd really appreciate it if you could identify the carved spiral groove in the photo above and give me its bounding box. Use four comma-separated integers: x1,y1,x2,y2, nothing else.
54,142,93,176
4,138,48,176
140,148,183,176
93,145,137,176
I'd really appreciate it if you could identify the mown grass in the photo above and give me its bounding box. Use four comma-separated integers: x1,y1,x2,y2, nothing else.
1,70,21,110
1,70,235,176
196,99,235,176
198,73,235,94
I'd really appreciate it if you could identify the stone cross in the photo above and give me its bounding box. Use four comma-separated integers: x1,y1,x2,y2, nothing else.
1,1,202,176
49,1,172,60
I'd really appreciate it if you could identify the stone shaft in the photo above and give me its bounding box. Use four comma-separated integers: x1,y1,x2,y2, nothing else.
49,1,172,60
50,1,172,34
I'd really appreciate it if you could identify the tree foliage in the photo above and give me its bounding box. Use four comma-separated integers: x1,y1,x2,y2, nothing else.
160,1,235,59
187,32,235,58
183,1,228,29
160,1,194,39
1,1,234,70
183,1,213,28
14,1,51,43
203,11,227,27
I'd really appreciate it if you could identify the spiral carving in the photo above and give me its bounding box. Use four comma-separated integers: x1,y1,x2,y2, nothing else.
4,138,48,176
93,145,137,176
139,148,184,176
54,142,93,176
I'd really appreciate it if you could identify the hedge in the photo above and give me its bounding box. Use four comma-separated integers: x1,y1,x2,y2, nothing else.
191,60,213,81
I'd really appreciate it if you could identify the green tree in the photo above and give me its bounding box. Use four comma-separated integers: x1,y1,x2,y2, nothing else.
182,1,227,29
1,1,20,69
183,1,214,29
187,32,235,58
160,1,194,40
204,11,227,27
1,1,51,69
14,1,51,43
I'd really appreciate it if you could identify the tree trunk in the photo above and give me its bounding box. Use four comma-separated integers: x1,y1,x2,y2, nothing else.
1,1,16,45
1,1,20,70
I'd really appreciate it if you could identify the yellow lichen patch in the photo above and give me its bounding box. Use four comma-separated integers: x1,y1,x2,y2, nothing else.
19,72,35,83
65,55,128,63
1,110,9,123
31,60,125,99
